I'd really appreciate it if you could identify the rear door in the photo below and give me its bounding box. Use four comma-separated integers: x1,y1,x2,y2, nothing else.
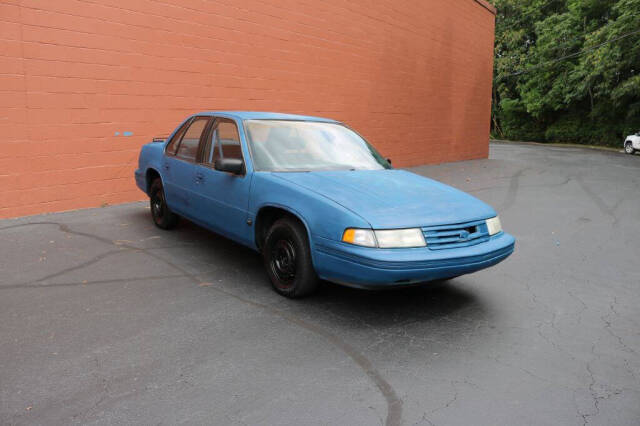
192,117,253,245
161,119,190,202
163,116,211,216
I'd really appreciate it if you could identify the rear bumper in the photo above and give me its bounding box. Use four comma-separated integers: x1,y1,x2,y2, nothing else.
312,232,515,288
134,169,147,194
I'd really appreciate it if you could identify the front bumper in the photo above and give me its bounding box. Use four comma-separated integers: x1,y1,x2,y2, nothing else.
313,232,515,288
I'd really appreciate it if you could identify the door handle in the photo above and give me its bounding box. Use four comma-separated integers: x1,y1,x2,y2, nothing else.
195,172,204,183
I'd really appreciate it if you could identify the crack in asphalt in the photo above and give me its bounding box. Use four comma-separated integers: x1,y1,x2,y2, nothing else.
601,296,636,356
418,379,480,426
516,274,625,423
580,345,602,425
574,176,634,228
0,221,403,426
468,175,571,195
578,338,627,426
501,167,527,211
32,249,125,284
0,274,189,290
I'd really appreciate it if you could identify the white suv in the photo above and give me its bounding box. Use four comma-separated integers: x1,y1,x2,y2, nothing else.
624,131,640,154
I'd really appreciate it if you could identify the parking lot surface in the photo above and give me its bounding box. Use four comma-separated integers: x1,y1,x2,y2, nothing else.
1,142,639,425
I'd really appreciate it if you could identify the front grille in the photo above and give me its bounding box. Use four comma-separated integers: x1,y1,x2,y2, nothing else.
422,219,490,250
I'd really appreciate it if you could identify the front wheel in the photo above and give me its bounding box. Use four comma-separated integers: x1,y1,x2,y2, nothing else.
263,218,319,298
149,178,179,230
625,141,635,154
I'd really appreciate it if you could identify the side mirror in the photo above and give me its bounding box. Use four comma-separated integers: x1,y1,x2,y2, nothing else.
214,158,244,175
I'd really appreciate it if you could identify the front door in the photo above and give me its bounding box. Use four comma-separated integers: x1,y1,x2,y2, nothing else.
192,118,253,245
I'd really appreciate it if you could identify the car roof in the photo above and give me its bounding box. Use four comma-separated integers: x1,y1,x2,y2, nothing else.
192,111,340,123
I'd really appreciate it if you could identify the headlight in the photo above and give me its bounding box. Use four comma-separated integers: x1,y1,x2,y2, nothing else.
486,216,502,235
342,228,426,248
374,228,426,248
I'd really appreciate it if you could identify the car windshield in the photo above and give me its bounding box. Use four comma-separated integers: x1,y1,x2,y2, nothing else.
244,120,391,172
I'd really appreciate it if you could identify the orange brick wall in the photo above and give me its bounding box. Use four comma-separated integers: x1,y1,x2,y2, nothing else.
0,0,496,218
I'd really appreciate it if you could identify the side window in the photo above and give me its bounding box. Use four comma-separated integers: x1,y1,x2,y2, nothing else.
166,120,190,155
202,119,243,165
176,117,209,162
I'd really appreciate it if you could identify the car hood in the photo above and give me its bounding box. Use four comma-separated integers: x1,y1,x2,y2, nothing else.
272,169,496,228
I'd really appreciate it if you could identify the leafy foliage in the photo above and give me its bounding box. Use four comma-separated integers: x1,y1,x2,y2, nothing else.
490,0,640,145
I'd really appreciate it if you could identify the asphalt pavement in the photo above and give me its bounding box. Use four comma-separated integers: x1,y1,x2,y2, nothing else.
1,142,639,425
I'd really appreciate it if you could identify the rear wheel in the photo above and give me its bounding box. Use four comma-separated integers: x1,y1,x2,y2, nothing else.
149,178,179,229
625,141,635,154
263,217,319,298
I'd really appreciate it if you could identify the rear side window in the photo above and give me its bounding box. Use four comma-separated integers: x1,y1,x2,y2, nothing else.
176,117,209,162
166,121,190,155
202,119,243,165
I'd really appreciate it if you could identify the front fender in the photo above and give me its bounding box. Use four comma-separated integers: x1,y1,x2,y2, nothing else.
248,173,372,261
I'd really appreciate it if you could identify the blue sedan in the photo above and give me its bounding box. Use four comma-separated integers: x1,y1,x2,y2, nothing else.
135,112,515,297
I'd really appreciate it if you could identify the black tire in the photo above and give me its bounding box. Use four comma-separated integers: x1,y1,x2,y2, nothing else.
263,217,319,298
625,141,635,154
149,178,179,230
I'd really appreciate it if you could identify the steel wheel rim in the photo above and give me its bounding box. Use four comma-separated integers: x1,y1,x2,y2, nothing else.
151,189,165,222
270,238,297,287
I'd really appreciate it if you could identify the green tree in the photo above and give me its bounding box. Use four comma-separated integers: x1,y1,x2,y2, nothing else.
490,0,640,145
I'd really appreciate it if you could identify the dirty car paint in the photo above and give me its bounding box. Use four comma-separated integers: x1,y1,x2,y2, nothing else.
135,111,515,288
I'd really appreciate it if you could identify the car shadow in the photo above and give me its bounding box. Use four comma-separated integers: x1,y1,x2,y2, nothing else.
312,279,484,325
125,209,490,331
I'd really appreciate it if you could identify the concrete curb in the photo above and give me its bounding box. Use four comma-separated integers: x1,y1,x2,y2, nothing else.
490,139,625,154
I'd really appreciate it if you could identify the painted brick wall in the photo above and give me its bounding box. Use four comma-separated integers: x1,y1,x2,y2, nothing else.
0,0,496,218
